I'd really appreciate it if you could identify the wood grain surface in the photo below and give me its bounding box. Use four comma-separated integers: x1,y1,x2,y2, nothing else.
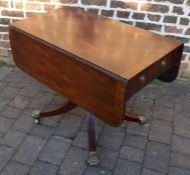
10,6,183,80
9,7,184,126
9,28,126,126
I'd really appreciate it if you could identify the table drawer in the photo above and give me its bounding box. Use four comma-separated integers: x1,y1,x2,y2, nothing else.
126,47,180,99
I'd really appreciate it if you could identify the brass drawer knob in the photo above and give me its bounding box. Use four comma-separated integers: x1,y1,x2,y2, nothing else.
139,74,146,83
160,59,167,67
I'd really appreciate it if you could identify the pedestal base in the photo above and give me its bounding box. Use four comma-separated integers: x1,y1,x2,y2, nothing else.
32,99,148,166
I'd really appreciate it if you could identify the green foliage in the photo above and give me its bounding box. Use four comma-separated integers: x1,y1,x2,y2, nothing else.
0,58,14,67
150,79,166,86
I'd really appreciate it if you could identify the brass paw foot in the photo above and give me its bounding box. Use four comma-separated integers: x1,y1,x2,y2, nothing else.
32,110,41,124
86,152,99,166
139,116,149,125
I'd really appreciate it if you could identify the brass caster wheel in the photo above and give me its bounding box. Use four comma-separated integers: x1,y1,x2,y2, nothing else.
34,118,40,124
86,152,99,166
32,110,41,124
139,116,149,125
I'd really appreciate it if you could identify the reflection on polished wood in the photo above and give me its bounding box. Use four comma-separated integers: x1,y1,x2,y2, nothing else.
10,6,183,80
9,6,183,126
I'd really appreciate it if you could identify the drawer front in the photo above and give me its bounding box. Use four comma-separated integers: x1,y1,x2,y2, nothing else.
126,47,180,99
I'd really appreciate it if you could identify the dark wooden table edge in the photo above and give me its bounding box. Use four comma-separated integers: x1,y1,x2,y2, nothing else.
9,25,128,84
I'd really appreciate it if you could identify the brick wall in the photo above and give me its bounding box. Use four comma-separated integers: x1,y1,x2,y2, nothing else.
0,0,190,76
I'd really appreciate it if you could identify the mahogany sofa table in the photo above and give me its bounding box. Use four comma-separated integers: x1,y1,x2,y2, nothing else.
9,6,183,166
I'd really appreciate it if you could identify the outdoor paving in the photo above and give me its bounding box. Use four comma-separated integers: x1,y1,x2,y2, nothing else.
0,66,190,175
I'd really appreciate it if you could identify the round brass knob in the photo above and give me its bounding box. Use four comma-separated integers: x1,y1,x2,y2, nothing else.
139,74,146,83
160,60,167,67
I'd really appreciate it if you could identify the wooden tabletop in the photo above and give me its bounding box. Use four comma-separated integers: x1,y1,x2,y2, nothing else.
10,6,182,80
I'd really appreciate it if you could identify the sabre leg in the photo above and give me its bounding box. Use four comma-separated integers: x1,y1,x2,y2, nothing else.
125,111,149,125
32,99,77,124
86,113,99,166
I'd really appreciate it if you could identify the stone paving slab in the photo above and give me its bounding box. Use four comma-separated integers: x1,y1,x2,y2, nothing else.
0,67,190,175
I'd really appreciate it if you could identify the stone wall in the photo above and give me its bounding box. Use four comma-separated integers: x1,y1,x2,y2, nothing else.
0,0,190,76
